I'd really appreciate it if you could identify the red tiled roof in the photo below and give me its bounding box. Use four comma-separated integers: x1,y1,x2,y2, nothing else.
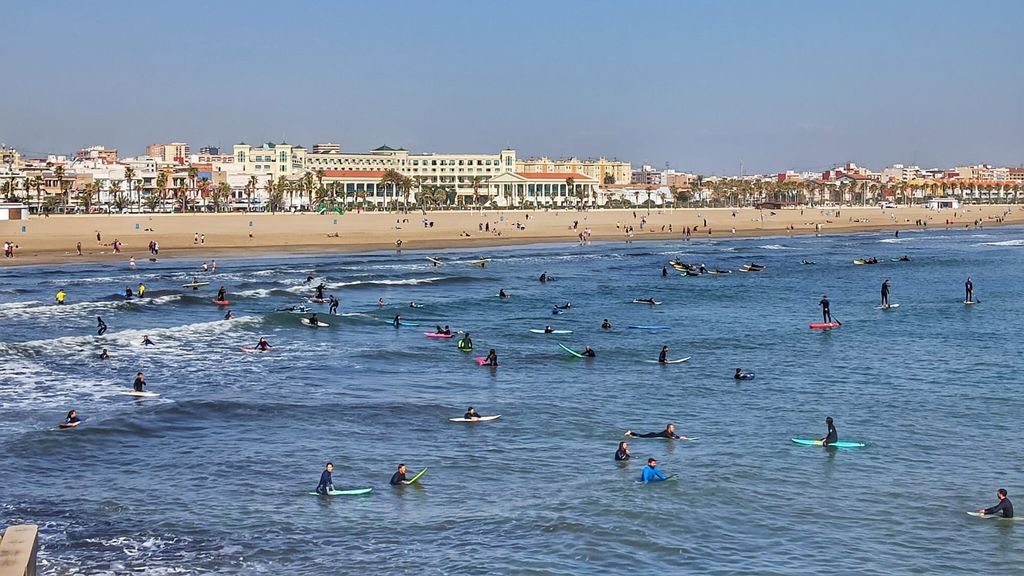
517,172,590,180
321,170,388,179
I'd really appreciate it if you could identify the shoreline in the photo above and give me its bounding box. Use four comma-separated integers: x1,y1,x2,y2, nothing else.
0,206,1018,267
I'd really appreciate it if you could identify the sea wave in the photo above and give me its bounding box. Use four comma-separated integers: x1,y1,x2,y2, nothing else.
979,239,1024,247
758,244,790,250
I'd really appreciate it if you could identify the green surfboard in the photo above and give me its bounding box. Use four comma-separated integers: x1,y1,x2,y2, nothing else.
407,467,428,484
558,343,584,358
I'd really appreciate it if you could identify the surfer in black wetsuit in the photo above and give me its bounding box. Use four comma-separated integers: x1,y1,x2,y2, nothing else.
389,463,409,485
256,337,272,351
484,349,498,366
499,289,508,299
626,422,687,440
224,310,234,320
980,489,1014,518
615,441,631,461
216,286,226,301
539,272,548,283
881,279,891,307
662,266,668,277
820,294,832,323
582,345,595,357
328,295,339,314
315,283,325,301
602,319,611,330
544,325,554,334
464,407,481,420
316,462,334,495
99,348,109,360
305,274,315,284
965,276,974,303
393,314,401,328
97,316,107,336
133,372,146,392
124,287,133,300
141,335,154,346
658,345,669,364
821,416,838,446
308,313,320,327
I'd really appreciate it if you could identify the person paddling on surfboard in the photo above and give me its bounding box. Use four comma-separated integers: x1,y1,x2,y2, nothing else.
62,409,81,428
820,294,832,324
390,463,410,485
979,489,1014,518
640,458,668,483
484,349,498,366
255,337,272,351
821,416,838,447
316,462,335,495
133,372,146,392
881,279,891,308
626,422,688,440
965,276,974,303
615,441,631,461
141,335,155,346
464,407,481,420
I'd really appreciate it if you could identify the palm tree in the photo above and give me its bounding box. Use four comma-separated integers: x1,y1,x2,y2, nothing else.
211,182,231,212
469,175,487,210
109,179,126,211
79,182,98,212
123,165,136,209
245,175,258,211
187,165,199,195
155,172,168,211
197,177,211,209
278,176,292,209
263,178,276,213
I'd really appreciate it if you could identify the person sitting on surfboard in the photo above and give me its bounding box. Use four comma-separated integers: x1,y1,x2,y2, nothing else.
544,325,554,334
734,368,749,380
980,489,1014,518
316,462,335,496
458,334,473,351
658,346,669,364
615,441,631,461
133,372,146,392
627,423,687,440
141,335,154,346
965,276,974,303
602,319,611,330
582,345,595,357
435,325,444,334
499,289,508,299
62,409,81,428
484,349,498,366
821,416,838,447
390,463,409,485
819,294,832,323
640,458,667,483
216,286,226,302
464,407,481,420
328,296,339,315
442,325,451,335
393,314,401,328
308,314,320,327
256,337,272,351
124,287,133,300
99,348,109,360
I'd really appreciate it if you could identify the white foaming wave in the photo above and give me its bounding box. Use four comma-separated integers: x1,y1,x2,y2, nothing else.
0,298,132,319
0,300,43,311
234,288,276,298
147,294,182,305
879,238,909,243
980,239,1024,247
0,357,117,413
330,277,443,288
758,244,790,250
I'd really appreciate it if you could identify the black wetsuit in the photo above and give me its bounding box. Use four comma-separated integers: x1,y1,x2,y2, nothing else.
614,448,630,461
881,282,890,306
329,297,338,314
485,354,498,366
658,350,668,363
632,429,679,439
389,471,407,485
820,298,832,323
256,341,271,351
97,319,107,336
217,289,226,301
133,376,145,392
464,411,480,419
965,279,974,302
99,350,109,360
316,470,333,495
984,498,1014,518
822,423,838,446
583,349,596,357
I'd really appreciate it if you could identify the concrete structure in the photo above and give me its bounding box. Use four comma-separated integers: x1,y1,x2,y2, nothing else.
233,142,306,177
516,156,631,185
75,146,118,164
146,142,190,165
924,198,961,210
312,143,341,154
0,203,29,220
0,524,38,576
631,164,662,186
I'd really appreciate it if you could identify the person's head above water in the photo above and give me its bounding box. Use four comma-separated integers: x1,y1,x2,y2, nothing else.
618,441,628,451
647,458,657,467
998,488,1008,499
325,462,333,471
826,416,833,425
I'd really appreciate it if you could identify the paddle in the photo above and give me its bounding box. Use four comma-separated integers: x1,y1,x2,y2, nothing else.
832,315,842,326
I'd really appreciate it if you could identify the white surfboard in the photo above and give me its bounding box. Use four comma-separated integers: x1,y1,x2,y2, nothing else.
300,319,330,327
646,357,691,364
449,415,501,423
967,511,1018,520
529,329,573,334
120,391,160,397
875,304,900,309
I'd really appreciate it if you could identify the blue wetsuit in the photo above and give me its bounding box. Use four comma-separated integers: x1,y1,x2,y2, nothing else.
641,465,667,483
316,470,334,495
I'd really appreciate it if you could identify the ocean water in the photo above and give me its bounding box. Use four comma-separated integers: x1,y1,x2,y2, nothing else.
2,226,1022,575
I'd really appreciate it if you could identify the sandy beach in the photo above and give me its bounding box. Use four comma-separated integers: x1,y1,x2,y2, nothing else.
0,205,1019,266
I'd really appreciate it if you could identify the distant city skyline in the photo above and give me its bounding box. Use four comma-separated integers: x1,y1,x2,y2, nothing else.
1,0,1021,174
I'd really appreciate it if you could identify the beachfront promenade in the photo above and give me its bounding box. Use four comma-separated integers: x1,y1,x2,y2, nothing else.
0,525,37,576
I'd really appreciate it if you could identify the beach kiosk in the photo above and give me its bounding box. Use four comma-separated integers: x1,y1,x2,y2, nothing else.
0,203,28,220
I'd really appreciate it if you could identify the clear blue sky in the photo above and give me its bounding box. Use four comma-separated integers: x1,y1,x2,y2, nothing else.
1,0,1021,174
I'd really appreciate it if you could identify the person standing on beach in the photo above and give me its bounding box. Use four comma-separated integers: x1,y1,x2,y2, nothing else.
820,294,832,323
880,279,891,308
76,242,82,256
965,276,974,303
